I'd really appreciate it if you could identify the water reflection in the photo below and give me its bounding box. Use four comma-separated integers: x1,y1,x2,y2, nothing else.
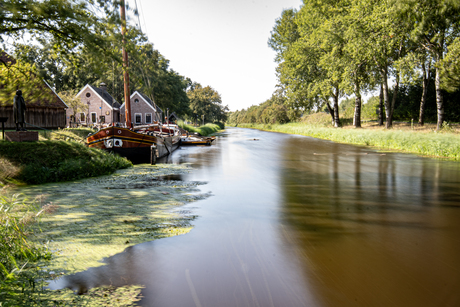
50,128,460,306
279,136,460,306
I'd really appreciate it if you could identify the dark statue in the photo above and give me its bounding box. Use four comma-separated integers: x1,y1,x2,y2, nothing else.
13,90,26,131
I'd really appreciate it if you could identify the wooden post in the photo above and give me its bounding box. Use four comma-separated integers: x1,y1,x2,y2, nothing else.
0,117,8,140
151,145,157,165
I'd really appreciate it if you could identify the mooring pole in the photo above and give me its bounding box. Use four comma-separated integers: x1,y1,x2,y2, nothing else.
151,145,157,165
0,117,8,140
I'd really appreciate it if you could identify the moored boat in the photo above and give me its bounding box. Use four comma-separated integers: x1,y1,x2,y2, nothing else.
180,135,216,146
86,1,180,164
87,124,181,163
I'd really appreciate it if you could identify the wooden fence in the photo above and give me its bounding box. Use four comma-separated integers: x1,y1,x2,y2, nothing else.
0,106,66,130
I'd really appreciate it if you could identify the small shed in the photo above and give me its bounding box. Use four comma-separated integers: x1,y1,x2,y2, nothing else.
167,112,181,124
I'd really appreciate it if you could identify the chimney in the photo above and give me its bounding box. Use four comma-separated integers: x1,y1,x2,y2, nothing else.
99,82,107,92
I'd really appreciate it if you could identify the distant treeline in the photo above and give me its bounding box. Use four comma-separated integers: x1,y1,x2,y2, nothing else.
230,0,460,129
229,82,460,126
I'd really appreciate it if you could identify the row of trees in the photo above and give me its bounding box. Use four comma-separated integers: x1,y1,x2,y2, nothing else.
266,0,460,129
227,90,290,125
1,0,228,124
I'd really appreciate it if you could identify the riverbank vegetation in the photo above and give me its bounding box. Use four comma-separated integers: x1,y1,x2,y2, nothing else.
0,128,132,185
0,187,53,306
179,121,223,136
229,0,460,133
232,112,460,160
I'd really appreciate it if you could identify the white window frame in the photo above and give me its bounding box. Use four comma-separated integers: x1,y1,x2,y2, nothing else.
91,112,97,123
80,112,86,123
135,113,142,124
145,113,152,124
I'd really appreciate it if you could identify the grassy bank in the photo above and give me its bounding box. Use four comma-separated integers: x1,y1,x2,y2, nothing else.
0,141,132,185
178,122,222,136
0,128,132,185
232,121,460,160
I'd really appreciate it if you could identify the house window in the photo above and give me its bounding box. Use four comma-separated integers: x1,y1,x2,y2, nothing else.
99,116,105,123
135,113,142,124
86,92,91,98
80,113,86,122
134,98,139,103
91,112,97,123
145,113,152,124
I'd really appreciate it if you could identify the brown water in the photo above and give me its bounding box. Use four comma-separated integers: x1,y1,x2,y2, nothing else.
51,127,460,306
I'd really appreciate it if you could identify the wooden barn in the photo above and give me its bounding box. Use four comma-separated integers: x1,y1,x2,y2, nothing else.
0,52,68,129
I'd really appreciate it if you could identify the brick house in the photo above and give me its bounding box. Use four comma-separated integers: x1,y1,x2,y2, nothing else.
120,91,163,126
69,83,120,127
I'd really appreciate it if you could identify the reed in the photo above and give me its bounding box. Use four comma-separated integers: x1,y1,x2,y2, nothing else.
0,186,52,306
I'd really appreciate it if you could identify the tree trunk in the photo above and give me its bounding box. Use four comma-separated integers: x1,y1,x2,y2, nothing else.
418,60,430,126
388,72,400,128
331,86,341,128
333,93,340,128
435,53,444,131
353,81,362,128
382,66,392,129
325,101,335,125
379,83,384,126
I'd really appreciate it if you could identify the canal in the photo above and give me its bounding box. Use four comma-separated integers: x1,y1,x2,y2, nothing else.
53,127,460,306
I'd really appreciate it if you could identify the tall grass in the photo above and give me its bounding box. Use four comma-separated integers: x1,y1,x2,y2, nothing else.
0,186,52,305
235,122,460,160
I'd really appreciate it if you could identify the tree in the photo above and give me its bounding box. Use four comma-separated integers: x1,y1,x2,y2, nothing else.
0,0,113,58
397,0,460,130
187,84,228,124
57,90,86,126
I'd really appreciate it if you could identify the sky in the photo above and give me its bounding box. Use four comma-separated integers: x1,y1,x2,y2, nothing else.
129,0,303,112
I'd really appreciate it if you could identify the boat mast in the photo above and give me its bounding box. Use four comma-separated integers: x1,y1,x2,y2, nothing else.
120,0,132,128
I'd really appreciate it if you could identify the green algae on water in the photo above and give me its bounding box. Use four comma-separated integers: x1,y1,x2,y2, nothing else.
19,163,210,275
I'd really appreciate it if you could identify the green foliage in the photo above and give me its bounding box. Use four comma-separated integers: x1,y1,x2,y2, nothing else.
0,141,132,185
227,91,290,125
178,122,221,136
0,187,52,305
440,36,460,92
0,0,112,56
362,96,381,121
340,98,356,119
186,83,228,124
57,90,86,122
268,0,460,130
